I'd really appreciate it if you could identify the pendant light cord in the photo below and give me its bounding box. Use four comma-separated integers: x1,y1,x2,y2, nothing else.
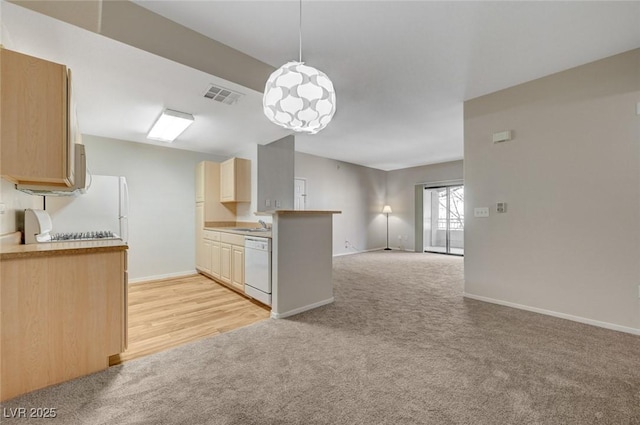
299,0,303,62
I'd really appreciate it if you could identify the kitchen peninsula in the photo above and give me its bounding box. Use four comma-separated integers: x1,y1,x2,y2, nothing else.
194,160,340,318
257,210,341,319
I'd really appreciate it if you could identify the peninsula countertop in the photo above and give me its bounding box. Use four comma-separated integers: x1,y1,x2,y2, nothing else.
255,210,341,216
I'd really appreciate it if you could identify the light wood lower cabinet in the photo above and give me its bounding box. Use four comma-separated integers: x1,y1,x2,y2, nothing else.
201,239,213,275
219,242,232,284
197,230,245,295
0,249,127,401
211,241,221,279
231,245,245,292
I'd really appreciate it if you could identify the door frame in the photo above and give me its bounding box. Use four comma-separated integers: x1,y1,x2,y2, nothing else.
414,179,463,253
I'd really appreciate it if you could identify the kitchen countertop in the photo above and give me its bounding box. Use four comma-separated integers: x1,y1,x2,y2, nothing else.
0,239,128,260
204,227,272,238
255,210,341,216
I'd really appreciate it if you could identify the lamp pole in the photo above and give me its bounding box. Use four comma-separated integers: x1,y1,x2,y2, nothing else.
385,212,391,250
382,205,392,251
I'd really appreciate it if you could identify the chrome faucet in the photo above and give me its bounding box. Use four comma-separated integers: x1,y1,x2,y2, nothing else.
258,220,269,229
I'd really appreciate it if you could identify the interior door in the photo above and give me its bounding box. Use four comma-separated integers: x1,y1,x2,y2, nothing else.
294,178,306,210
423,185,464,255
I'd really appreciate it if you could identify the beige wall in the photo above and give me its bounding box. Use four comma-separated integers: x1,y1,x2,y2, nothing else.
0,179,43,238
83,135,226,282
386,161,464,251
464,49,640,333
257,136,295,211
295,152,388,255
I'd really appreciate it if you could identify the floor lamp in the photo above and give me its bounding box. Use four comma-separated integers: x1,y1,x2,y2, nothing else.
382,205,392,250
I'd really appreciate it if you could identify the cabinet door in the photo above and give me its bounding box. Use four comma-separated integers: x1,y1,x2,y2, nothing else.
1,49,73,186
220,159,234,202
210,241,221,279
107,250,127,356
220,158,251,203
231,245,245,291
220,243,232,284
201,240,213,275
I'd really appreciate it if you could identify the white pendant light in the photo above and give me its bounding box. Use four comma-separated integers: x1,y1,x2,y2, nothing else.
263,0,336,134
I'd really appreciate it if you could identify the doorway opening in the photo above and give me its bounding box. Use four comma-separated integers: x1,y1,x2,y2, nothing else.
423,185,464,256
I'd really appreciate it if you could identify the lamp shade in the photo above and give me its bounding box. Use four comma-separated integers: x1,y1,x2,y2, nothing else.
263,61,336,134
382,205,392,214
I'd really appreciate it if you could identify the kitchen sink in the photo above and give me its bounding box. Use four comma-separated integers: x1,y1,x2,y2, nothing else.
232,228,270,232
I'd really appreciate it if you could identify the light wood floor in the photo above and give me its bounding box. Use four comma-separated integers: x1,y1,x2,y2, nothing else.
109,274,270,365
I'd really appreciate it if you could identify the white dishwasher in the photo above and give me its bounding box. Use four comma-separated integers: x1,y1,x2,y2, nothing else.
244,236,272,306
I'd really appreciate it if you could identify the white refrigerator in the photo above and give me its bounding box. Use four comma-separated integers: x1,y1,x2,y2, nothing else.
45,175,129,242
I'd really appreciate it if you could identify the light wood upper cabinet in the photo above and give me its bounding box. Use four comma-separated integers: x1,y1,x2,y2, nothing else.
220,158,251,203
1,48,76,186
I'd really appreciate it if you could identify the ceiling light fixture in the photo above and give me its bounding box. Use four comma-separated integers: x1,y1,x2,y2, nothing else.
263,0,336,134
147,109,195,143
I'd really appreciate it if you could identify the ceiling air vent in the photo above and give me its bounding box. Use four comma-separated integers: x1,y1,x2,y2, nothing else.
203,84,244,105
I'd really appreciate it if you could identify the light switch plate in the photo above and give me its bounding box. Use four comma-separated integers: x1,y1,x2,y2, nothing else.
474,207,490,218
492,130,512,143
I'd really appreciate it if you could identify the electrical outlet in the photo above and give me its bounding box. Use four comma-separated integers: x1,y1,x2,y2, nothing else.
275,200,281,208
265,199,271,207
345,240,350,249
0,202,5,215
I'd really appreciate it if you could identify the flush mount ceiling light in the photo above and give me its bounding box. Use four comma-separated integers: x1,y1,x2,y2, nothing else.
263,0,336,134
147,109,194,143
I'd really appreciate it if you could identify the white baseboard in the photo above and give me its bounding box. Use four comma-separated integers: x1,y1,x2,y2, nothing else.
463,292,640,336
333,247,416,257
271,297,334,319
128,270,198,284
333,247,382,257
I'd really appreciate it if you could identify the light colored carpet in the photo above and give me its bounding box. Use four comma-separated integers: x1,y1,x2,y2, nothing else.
2,251,639,424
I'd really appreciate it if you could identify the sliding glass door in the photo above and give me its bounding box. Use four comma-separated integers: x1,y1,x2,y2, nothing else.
423,185,464,255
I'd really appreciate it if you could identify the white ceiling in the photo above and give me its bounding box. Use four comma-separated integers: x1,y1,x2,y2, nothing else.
3,1,640,171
